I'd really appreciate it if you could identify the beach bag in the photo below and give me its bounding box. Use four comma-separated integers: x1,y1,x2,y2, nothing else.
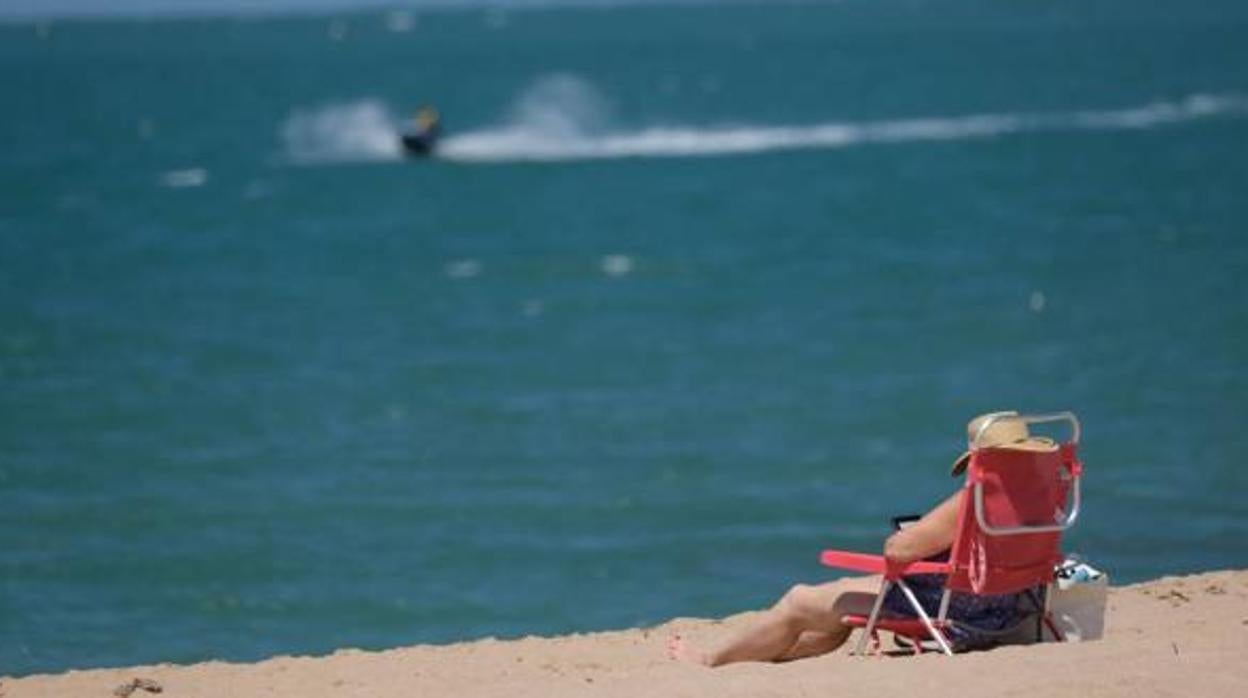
1050,558,1108,641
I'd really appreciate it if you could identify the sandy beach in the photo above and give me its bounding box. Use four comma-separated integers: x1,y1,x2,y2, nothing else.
5,569,1246,698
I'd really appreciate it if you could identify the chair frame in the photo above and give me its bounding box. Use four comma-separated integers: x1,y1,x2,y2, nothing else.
822,411,1082,657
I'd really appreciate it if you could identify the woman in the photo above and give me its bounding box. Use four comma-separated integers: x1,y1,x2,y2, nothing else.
669,412,1034,666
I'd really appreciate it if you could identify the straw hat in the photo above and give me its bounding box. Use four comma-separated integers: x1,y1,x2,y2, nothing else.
950,411,1058,476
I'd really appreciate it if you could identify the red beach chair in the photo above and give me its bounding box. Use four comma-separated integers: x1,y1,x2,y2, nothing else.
821,412,1083,656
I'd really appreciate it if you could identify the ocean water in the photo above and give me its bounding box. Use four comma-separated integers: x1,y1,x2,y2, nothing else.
2,0,1248,677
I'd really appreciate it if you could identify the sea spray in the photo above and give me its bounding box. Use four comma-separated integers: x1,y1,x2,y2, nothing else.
435,74,613,162
281,100,403,164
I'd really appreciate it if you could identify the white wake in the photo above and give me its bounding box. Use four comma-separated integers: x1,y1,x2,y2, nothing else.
280,76,1248,165
440,80,1248,162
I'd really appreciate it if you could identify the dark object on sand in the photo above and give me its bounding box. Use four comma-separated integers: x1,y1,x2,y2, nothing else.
113,678,162,697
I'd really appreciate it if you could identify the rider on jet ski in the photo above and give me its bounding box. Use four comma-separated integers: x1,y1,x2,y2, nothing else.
401,106,441,156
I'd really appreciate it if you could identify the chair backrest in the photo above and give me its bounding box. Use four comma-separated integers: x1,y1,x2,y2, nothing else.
945,417,1083,596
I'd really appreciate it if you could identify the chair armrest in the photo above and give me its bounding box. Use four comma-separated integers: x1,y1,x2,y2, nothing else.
820,550,888,574
820,550,951,579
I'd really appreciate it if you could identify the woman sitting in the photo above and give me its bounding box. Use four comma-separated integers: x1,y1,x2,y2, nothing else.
668,412,1034,666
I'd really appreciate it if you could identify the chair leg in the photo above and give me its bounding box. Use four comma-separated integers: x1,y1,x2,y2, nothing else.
1042,582,1065,642
1043,614,1064,642
854,580,891,656
1026,588,1044,642
896,580,954,656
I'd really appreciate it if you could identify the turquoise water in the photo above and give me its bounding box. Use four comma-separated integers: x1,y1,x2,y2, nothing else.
3,0,1248,677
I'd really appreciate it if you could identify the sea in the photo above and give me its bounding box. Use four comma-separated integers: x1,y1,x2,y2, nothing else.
2,0,1247,677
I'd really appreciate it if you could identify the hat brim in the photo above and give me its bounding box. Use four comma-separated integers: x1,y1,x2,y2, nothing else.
949,437,1059,477
950,451,972,477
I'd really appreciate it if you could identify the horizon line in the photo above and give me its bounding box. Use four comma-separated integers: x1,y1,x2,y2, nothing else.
0,0,830,25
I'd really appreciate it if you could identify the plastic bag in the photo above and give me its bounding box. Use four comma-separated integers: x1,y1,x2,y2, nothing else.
1051,557,1108,641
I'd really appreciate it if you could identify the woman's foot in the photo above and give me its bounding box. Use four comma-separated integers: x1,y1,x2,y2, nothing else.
667,634,712,666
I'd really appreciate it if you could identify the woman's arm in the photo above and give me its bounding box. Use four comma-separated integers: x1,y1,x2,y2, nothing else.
882,491,961,564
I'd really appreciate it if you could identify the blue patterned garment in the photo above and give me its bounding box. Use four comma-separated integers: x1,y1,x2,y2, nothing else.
881,573,1026,650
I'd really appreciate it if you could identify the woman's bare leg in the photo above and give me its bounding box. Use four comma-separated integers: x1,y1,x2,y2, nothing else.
776,630,844,662
668,579,879,667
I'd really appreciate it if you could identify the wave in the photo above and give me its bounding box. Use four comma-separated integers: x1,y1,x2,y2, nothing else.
280,77,1248,166
158,167,209,189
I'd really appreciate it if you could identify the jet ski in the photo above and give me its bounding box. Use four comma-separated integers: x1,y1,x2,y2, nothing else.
401,107,441,157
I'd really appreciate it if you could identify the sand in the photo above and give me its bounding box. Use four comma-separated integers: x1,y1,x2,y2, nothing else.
5,569,1247,698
